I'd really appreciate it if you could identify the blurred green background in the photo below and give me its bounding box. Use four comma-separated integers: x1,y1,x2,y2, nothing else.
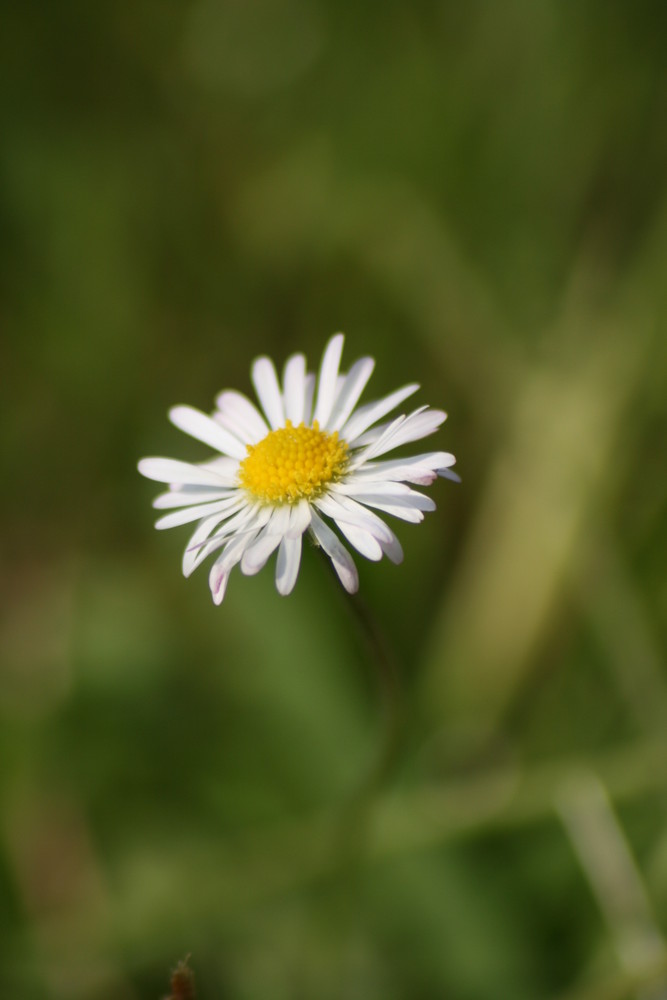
2,2,666,998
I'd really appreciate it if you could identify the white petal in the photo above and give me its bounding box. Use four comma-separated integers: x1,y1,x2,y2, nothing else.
336,484,434,521
152,486,235,509
214,390,269,443
352,419,393,448
240,504,293,575
343,498,423,523
241,521,284,575
209,531,258,605
168,405,247,459
313,333,344,428
185,504,268,574
329,374,346,422
275,534,302,595
308,509,359,593
327,357,375,431
198,457,241,484
265,503,290,534
138,457,230,487
380,528,404,564
199,505,271,559
334,480,436,508
349,411,418,467
315,494,394,544
209,562,230,605
252,356,285,430
287,498,312,538
340,383,419,443
334,479,413,496
235,504,293,574
182,510,238,577
154,495,245,530
282,353,307,425
363,408,447,457
334,521,383,561
439,468,462,483
303,374,316,425
352,452,456,484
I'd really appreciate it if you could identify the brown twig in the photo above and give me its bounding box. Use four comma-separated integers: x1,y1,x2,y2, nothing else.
165,955,195,1000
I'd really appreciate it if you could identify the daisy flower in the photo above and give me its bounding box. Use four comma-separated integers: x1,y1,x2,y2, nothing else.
138,334,458,604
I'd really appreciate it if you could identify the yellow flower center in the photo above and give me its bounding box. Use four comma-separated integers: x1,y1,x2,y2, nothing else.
239,420,347,504
238,420,349,505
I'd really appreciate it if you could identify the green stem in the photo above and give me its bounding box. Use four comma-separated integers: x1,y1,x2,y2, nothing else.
320,552,403,796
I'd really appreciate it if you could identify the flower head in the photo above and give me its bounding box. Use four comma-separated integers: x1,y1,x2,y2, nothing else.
138,334,458,604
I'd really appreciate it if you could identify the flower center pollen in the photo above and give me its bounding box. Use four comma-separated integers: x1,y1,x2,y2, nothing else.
238,420,349,505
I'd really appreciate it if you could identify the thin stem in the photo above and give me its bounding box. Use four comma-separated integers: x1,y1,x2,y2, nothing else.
320,552,403,797
318,551,404,948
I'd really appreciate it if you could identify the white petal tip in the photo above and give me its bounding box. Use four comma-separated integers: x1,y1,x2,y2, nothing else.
137,458,157,478
168,404,188,421
210,572,228,604
182,557,198,577
439,468,461,483
275,574,298,597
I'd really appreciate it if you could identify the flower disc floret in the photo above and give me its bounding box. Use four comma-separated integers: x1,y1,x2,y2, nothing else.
238,420,349,505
